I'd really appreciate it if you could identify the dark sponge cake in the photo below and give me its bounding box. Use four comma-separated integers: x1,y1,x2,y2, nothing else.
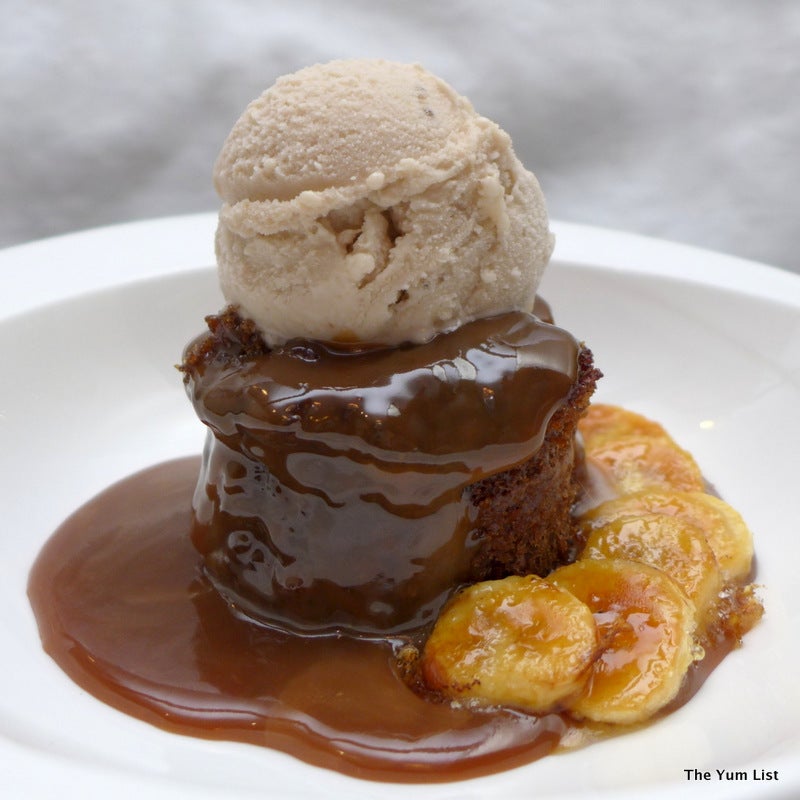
181,306,600,635
468,347,599,581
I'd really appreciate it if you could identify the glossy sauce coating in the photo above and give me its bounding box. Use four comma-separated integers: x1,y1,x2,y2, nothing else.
184,309,581,634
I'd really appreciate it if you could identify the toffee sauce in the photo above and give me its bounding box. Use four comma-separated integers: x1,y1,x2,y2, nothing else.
28,457,567,782
27,307,741,783
27,457,738,783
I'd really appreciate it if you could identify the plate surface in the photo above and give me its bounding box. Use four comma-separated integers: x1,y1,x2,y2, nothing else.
2,214,799,799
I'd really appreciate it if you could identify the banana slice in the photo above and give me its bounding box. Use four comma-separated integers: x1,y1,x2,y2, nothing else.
583,434,706,495
579,404,671,450
580,513,722,619
421,575,598,713
549,558,699,724
579,405,705,495
580,490,754,582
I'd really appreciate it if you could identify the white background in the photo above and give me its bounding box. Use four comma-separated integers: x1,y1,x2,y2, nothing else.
1,0,799,273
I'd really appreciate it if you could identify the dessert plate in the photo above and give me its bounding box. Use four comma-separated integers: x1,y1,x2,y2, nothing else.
1,214,799,799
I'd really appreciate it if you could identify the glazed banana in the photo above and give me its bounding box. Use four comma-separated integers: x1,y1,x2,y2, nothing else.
580,513,723,619
579,405,705,495
418,404,760,729
580,489,754,582
579,403,672,450
421,575,598,713
549,558,700,725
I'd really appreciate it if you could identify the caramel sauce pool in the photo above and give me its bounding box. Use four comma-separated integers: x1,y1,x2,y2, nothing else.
28,457,565,782
27,456,737,783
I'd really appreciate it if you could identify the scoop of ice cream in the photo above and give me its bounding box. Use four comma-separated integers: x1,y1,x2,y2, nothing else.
214,59,554,345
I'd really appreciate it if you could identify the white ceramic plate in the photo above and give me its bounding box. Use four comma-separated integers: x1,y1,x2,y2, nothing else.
2,215,799,800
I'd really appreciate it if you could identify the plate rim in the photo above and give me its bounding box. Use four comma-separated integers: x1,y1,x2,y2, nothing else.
1,214,799,322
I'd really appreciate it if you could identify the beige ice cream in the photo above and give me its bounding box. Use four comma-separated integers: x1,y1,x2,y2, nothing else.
214,59,554,346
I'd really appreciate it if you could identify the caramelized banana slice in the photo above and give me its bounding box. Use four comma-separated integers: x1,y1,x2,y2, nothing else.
579,404,671,450
579,405,705,495
421,575,598,713
580,490,754,582
580,514,722,619
583,434,706,495
549,559,699,724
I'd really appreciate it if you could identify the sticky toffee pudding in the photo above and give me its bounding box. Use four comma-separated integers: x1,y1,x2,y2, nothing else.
27,59,763,783
181,305,598,635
